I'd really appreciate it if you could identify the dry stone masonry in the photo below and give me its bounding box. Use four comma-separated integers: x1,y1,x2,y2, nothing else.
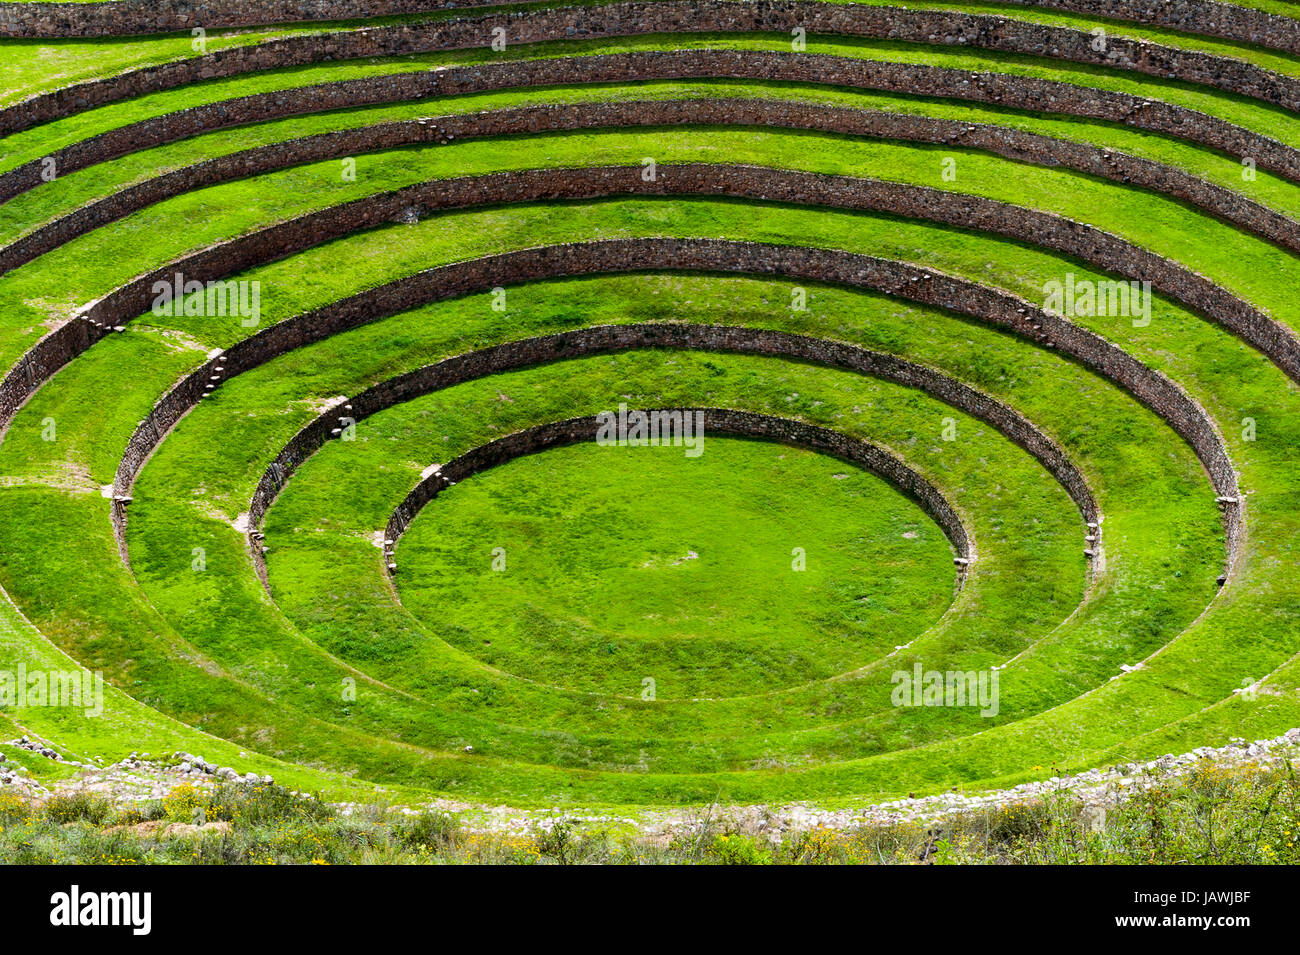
179,237,1244,579
4,0,1298,55
9,49,1300,203
8,164,1295,441
379,409,973,569
0,165,1266,570
6,93,1300,277
5,2,1300,137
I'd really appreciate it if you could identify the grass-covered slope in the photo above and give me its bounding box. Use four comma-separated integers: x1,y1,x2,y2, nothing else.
1,0,1299,809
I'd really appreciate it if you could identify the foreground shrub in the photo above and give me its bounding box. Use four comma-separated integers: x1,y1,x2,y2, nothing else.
394,810,462,853
2,757,1299,863
42,792,112,826
709,832,772,865
0,791,33,826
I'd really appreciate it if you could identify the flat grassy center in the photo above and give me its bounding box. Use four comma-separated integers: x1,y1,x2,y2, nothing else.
394,436,956,699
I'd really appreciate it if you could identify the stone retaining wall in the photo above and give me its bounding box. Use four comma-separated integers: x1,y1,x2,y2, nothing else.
18,178,1238,563
0,0,457,35
1002,0,1300,54
7,94,1300,276
4,165,1290,453
10,50,1298,204
131,317,1097,536
7,207,1248,566
169,316,1100,587
137,238,1239,578
378,408,973,574
5,2,1298,138
4,0,1296,56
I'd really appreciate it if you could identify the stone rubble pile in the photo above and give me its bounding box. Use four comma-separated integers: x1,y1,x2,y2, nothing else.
6,729,1299,839
350,727,1300,839
171,751,272,787
8,734,61,760
0,749,42,793
0,740,274,801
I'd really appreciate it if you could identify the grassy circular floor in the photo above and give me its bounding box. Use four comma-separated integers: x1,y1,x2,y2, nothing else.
393,436,958,699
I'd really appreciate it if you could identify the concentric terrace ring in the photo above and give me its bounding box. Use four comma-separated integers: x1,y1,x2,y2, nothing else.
216,317,1108,585
6,162,1292,423
5,0,1298,54
379,407,973,570
6,96,1300,276
182,238,1234,577
8,50,1300,208
7,1,1300,137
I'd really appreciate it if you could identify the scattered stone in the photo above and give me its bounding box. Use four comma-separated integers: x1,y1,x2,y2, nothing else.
11,728,1300,840
160,821,231,839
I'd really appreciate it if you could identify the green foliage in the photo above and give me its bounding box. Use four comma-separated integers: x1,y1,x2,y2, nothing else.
395,810,462,852
41,792,112,826
3,758,1298,863
708,832,773,865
